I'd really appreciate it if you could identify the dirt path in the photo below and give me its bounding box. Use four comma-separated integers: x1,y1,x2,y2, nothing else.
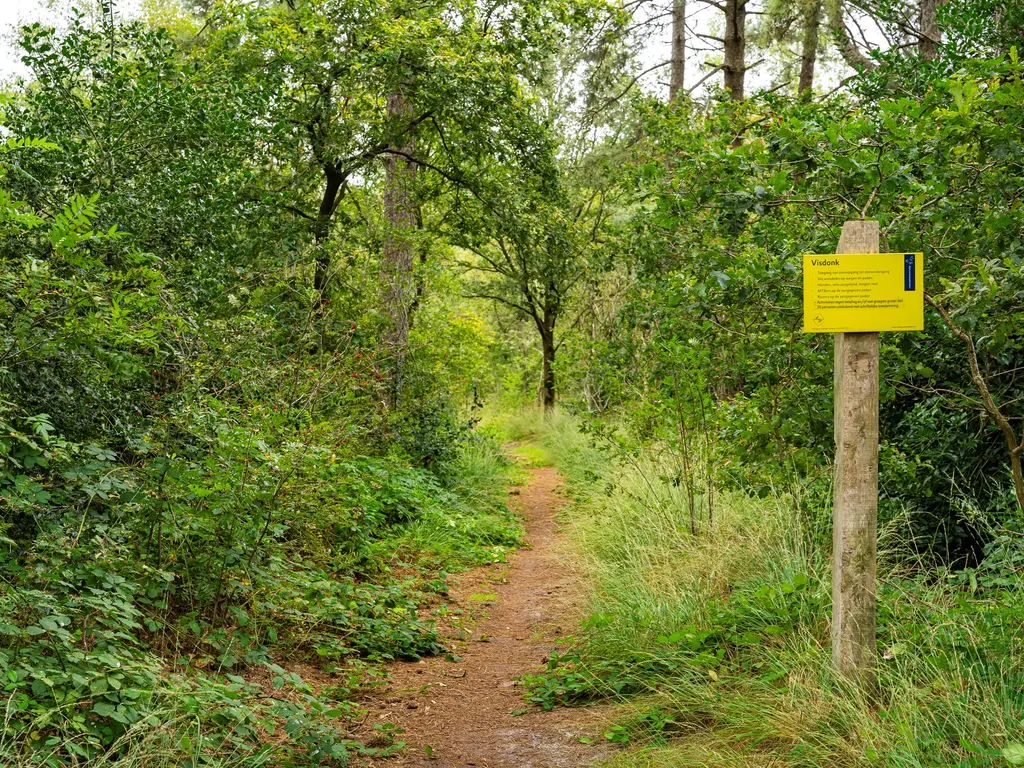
356,466,608,767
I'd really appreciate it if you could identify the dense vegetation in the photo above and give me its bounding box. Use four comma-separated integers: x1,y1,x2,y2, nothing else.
1,0,1022,765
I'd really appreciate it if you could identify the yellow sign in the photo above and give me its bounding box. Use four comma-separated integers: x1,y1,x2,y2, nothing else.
803,252,924,333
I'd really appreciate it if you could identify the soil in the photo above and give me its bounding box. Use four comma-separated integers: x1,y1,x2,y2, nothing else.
355,466,611,768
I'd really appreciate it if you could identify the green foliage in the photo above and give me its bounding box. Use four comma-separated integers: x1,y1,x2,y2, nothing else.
561,51,1024,564
525,416,1024,767
0,4,529,763
3,0,1024,763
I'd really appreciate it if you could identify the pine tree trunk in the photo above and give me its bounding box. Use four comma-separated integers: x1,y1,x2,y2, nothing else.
798,0,821,95
382,92,418,406
669,0,686,101
723,0,746,101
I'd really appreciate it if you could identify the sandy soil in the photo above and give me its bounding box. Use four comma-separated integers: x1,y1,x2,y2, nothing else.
355,466,610,767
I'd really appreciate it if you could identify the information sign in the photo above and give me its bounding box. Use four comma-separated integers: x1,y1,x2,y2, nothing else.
803,252,924,333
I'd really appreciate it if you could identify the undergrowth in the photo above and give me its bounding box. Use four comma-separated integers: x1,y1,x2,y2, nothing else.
1,431,520,767
522,411,1024,768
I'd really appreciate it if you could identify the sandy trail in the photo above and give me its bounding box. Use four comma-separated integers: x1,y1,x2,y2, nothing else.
356,466,608,767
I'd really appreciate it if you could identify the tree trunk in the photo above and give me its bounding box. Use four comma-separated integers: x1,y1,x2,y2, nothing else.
406,205,429,332
313,165,344,295
918,0,945,60
723,0,746,101
541,328,556,410
798,0,822,96
382,91,418,406
669,0,686,101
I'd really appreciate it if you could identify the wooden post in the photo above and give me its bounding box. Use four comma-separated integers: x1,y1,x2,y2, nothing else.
832,220,879,691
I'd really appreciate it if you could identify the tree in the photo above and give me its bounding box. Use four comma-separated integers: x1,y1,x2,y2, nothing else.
670,0,686,100
798,0,823,93
217,0,571,398
456,173,604,409
723,0,748,100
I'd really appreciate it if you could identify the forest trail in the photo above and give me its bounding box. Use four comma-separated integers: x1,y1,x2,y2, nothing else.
356,466,608,767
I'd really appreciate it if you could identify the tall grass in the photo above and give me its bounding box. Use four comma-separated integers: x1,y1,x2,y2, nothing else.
530,410,1024,767
0,704,273,768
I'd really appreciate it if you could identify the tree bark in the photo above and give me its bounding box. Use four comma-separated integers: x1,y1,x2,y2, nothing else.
382,91,418,406
798,0,822,96
313,165,344,295
540,327,556,410
537,293,557,410
918,0,945,60
669,0,686,101
723,0,747,101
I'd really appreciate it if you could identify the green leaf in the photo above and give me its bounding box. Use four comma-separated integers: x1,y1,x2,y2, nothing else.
1004,744,1024,765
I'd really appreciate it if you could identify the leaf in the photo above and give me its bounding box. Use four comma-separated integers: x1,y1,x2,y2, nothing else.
92,702,117,717
1004,744,1024,765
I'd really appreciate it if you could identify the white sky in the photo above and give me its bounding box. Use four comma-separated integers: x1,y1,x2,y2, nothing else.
0,0,141,81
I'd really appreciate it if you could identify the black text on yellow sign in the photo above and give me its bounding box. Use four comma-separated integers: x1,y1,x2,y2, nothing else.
802,252,924,333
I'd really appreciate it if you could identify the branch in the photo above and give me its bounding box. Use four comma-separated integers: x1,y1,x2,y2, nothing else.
587,61,672,117
829,5,878,72
463,291,533,316
928,295,1024,512
281,204,316,222
687,64,724,95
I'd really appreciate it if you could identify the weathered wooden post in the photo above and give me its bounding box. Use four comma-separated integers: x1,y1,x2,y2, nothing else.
831,220,879,691
803,221,922,691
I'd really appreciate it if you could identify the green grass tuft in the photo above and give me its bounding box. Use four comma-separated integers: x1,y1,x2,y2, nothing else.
509,443,553,468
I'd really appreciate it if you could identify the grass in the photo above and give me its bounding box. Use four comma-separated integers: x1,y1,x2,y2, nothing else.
520,409,1024,768
509,443,553,468
483,406,550,444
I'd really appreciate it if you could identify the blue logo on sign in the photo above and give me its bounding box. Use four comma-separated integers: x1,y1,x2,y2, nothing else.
904,254,915,291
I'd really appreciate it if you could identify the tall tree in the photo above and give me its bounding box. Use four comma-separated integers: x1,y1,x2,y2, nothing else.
455,151,613,410
723,0,748,100
382,91,419,403
670,0,686,100
799,0,823,93
217,0,571,387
